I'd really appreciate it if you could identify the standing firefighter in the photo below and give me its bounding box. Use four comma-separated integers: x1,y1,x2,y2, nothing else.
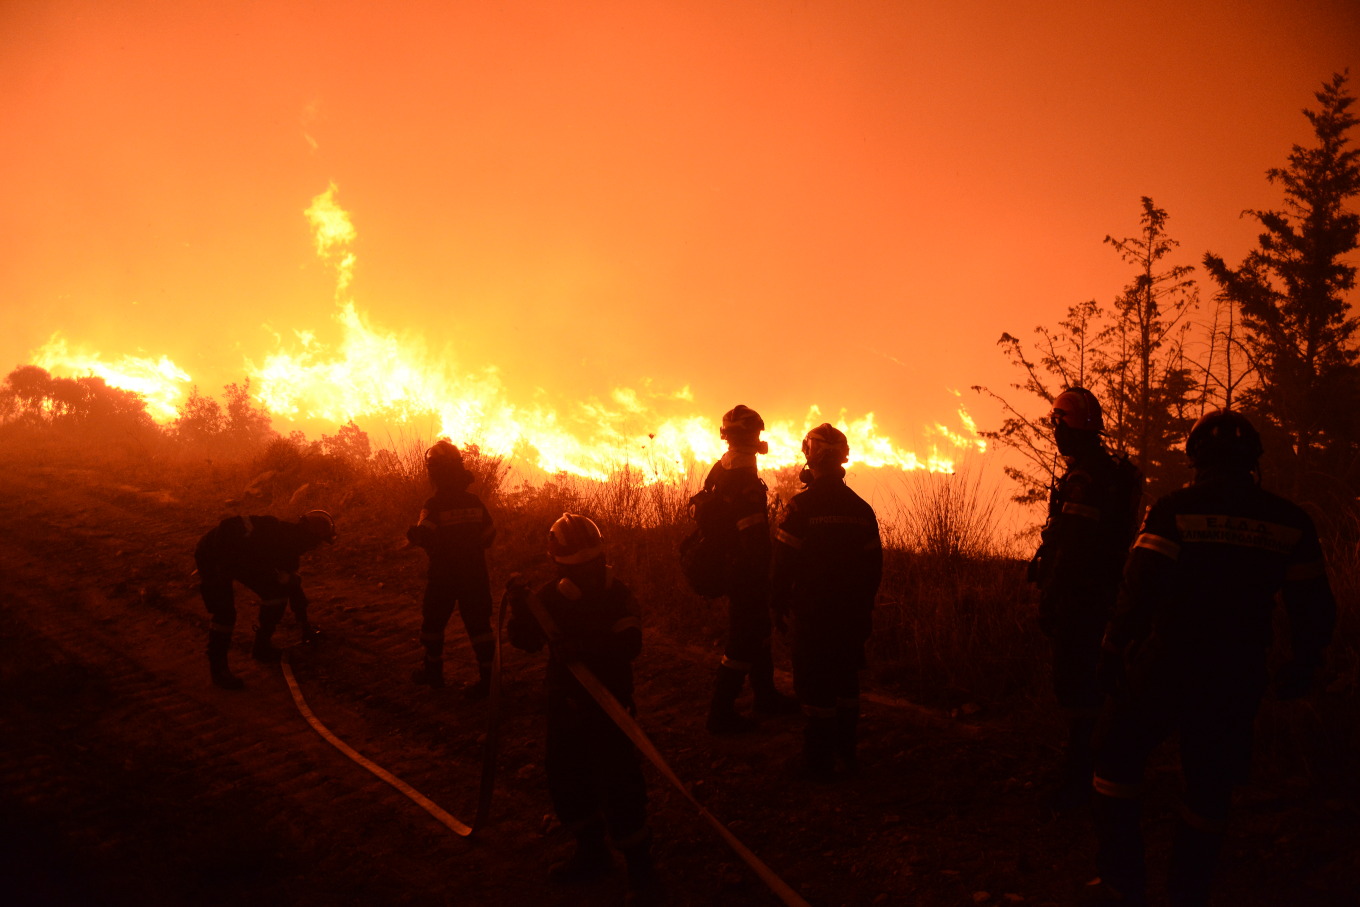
1030,387,1143,808
1089,410,1335,906
406,440,497,699
195,509,335,689
701,404,797,734
507,513,661,903
771,423,882,780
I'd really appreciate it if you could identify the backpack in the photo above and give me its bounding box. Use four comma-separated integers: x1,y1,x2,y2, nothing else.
678,484,734,598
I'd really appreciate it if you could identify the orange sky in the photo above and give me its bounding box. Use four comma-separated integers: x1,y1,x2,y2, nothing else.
2,0,1358,473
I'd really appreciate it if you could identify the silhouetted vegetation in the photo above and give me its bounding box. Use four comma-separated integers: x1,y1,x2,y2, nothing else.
978,73,1360,522
173,378,277,458
1204,71,1360,510
0,365,156,435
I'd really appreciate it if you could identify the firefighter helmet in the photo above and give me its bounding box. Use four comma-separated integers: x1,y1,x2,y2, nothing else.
547,513,604,564
1186,409,1263,471
425,439,464,471
300,509,336,545
720,404,765,440
802,423,850,468
1050,387,1103,433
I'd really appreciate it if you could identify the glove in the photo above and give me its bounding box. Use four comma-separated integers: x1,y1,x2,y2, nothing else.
405,524,434,548
1273,659,1318,700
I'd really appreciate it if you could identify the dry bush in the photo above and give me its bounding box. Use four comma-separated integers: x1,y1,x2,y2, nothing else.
487,465,714,638
870,462,1046,706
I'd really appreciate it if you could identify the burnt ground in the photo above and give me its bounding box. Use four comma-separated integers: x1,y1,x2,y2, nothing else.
1,459,1357,906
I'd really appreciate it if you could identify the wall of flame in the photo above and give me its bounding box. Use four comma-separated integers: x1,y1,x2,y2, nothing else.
31,184,983,482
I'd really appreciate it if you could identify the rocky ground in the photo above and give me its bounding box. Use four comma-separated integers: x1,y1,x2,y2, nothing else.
1,457,1356,906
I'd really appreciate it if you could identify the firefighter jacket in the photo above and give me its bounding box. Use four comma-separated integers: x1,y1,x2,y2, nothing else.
1105,474,1336,683
408,487,495,583
1033,447,1143,634
770,472,882,638
508,572,643,709
701,459,772,593
196,515,314,588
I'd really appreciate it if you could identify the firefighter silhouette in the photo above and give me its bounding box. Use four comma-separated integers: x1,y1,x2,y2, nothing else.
507,513,661,902
1089,410,1336,906
702,404,798,733
195,510,335,689
771,423,883,779
1029,387,1142,808
405,440,497,699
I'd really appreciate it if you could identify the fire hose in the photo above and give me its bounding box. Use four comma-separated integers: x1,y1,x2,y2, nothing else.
520,594,812,907
280,587,810,906
279,591,508,837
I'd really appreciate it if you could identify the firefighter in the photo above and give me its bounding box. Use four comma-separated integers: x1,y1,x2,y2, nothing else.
771,423,882,780
405,440,497,699
1089,410,1336,906
507,513,661,903
195,509,335,690
1029,387,1143,809
702,404,798,733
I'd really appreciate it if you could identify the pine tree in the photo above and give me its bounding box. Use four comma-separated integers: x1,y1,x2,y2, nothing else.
1204,72,1360,502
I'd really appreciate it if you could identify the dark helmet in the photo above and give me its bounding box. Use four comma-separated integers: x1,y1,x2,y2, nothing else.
300,509,336,545
720,404,765,440
1050,387,1103,433
425,439,464,471
802,423,850,468
425,439,472,488
1186,410,1263,471
547,513,604,564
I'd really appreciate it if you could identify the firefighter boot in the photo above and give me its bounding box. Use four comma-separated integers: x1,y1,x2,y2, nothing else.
749,650,799,717
207,629,244,690
802,711,837,782
1090,791,1148,905
835,701,860,774
706,664,755,734
548,821,611,884
251,603,285,664
412,656,445,688
621,831,665,906
1167,818,1224,907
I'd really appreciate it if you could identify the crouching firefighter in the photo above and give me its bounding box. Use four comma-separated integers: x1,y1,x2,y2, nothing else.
405,440,497,699
771,424,883,780
702,404,797,734
506,513,662,903
195,509,336,690
1089,410,1335,906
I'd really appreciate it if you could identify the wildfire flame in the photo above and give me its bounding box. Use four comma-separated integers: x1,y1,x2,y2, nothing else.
28,183,985,481
31,334,191,422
